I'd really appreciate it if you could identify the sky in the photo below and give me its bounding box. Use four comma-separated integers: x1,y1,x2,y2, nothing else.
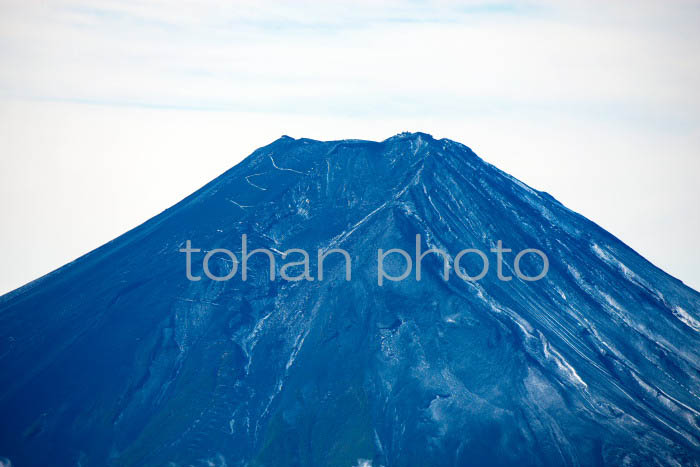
0,0,699,294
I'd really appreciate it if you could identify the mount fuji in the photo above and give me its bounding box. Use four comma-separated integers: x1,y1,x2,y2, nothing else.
1,132,699,466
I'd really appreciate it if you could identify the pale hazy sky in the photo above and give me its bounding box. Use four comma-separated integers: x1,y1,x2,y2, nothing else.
0,0,699,294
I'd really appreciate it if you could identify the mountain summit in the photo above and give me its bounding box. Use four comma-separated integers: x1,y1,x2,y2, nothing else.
1,133,699,466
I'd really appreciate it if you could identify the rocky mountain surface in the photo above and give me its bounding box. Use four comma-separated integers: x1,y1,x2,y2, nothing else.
1,132,699,466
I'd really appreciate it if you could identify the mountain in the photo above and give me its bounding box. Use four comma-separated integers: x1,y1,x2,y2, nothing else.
1,132,699,466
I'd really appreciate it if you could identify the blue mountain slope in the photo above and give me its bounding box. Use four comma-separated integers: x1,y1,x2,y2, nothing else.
1,132,699,466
